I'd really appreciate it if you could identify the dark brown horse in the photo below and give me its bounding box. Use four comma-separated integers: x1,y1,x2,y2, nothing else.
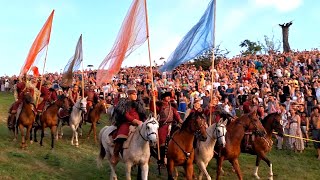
33,95,70,149
241,112,284,179
216,111,266,180
14,92,36,149
86,99,107,143
167,111,208,180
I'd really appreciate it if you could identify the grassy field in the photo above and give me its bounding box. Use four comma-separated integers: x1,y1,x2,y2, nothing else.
0,91,319,180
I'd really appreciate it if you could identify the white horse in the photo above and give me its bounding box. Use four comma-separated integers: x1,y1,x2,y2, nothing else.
195,119,227,180
97,114,159,180
69,97,87,147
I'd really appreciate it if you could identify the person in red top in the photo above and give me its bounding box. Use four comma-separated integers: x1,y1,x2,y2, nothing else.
84,85,99,121
8,75,35,129
110,87,147,164
37,81,56,114
150,91,183,165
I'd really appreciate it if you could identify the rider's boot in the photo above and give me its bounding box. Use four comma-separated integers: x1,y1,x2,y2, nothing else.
110,140,124,165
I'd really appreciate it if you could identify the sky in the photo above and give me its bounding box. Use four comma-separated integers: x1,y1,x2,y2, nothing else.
0,0,319,76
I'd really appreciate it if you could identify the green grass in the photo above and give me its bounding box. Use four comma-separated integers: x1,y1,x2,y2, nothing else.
0,92,320,179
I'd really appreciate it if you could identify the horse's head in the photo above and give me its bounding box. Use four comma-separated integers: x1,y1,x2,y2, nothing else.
57,95,70,110
215,118,227,147
184,111,207,141
264,113,284,137
23,92,34,104
244,111,266,136
141,114,159,146
77,97,87,113
98,99,108,114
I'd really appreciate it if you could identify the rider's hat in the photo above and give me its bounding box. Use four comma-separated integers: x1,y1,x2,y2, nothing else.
161,91,171,100
127,87,137,95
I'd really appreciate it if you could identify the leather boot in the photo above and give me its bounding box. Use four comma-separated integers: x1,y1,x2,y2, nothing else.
111,141,123,164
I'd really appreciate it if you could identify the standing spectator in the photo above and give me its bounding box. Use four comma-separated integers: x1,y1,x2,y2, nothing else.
311,107,320,160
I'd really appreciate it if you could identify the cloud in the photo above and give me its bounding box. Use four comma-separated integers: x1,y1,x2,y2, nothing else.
252,0,303,12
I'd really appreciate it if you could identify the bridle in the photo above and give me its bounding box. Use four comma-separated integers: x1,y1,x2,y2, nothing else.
75,98,86,112
193,115,207,137
139,118,159,142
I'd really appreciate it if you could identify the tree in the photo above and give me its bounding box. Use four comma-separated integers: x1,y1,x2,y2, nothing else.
239,39,262,55
192,44,230,70
279,21,293,52
259,35,281,54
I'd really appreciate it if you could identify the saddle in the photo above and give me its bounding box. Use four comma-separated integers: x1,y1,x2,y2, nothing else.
108,125,137,149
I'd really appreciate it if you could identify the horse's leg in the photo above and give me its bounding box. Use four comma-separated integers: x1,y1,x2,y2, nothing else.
259,154,273,179
216,156,224,180
230,159,243,180
19,124,26,149
254,156,261,179
87,123,93,140
51,126,57,149
108,161,118,180
93,123,97,143
167,159,175,180
184,162,194,180
34,126,38,142
197,161,211,180
40,126,45,146
26,125,32,146
74,125,79,147
70,125,75,145
125,162,133,180
140,163,149,180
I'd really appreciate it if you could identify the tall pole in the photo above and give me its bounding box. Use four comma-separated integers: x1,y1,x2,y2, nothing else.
144,0,160,161
36,45,49,107
80,34,85,98
209,0,216,125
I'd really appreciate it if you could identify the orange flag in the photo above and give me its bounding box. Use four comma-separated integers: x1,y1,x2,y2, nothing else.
96,0,147,86
19,10,54,77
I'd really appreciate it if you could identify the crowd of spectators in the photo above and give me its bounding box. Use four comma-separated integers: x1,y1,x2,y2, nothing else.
1,49,320,159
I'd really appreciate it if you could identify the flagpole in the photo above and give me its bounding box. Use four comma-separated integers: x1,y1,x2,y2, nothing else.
36,45,49,107
80,34,85,98
209,0,216,125
144,0,160,161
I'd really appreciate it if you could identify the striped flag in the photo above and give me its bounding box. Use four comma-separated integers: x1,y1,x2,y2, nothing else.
96,0,147,86
19,10,54,76
159,0,214,72
61,35,83,88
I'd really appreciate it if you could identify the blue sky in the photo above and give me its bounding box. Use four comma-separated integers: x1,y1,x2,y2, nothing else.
0,0,319,76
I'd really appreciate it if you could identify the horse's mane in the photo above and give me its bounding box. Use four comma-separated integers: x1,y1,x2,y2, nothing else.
181,111,204,130
261,112,280,125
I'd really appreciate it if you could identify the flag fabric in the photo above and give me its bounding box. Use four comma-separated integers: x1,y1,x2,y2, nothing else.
96,0,147,86
159,0,214,72
61,35,83,87
31,66,40,77
19,10,55,76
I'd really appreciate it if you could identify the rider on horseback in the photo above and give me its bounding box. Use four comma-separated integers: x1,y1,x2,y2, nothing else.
8,74,35,129
150,91,183,165
84,84,99,121
110,86,147,164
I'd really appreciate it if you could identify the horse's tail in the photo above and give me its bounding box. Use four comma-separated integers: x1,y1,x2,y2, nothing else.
97,140,106,168
97,126,108,168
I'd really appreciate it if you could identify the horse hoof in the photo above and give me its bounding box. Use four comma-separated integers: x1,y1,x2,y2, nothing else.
254,174,261,179
30,141,33,144
268,176,273,180
13,138,17,142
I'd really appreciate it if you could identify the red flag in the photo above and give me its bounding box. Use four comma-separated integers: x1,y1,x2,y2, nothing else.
96,0,147,86
31,66,40,77
20,10,54,76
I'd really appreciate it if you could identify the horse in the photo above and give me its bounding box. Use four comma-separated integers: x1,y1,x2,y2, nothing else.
97,114,159,180
86,99,107,143
166,111,208,180
34,95,70,149
15,92,36,149
216,111,266,180
241,113,284,179
69,97,87,147
194,119,228,180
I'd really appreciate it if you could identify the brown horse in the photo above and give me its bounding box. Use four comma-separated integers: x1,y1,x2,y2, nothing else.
216,111,266,180
167,111,208,180
241,112,284,179
34,95,70,149
86,99,107,143
15,92,36,149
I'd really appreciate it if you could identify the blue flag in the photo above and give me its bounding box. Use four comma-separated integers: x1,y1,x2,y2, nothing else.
159,0,214,72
